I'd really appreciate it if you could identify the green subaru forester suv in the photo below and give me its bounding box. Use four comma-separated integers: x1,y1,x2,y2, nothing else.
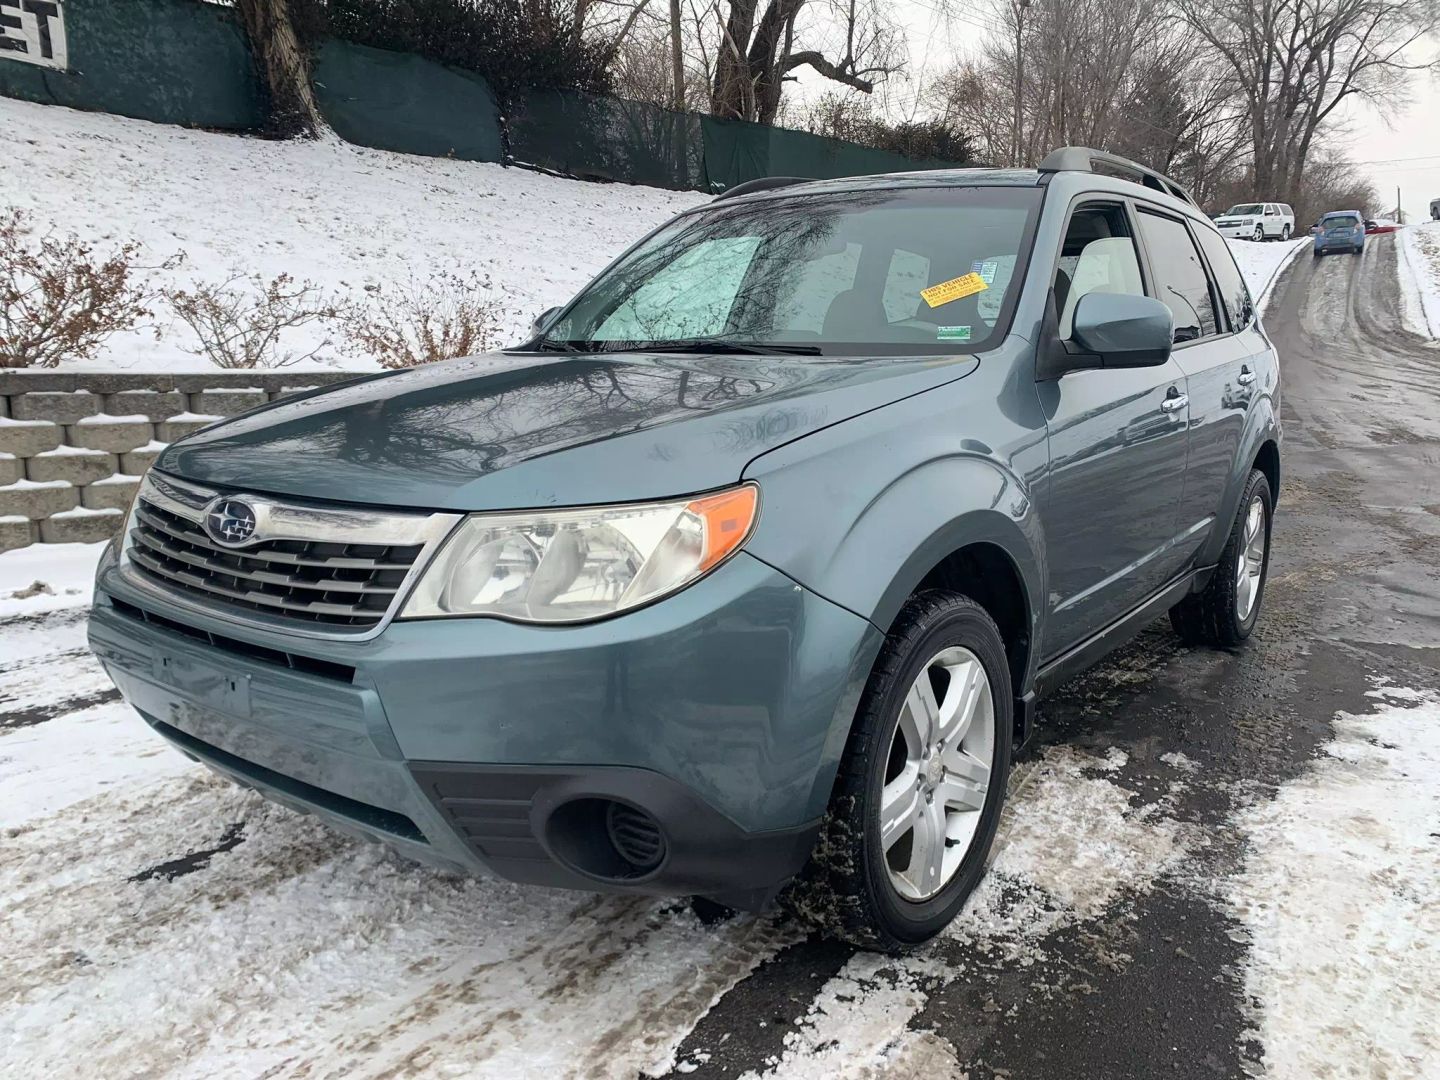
90,147,1280,951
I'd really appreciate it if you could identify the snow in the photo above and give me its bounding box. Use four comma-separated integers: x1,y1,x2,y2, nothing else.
75,413,152,425
0,540,104,618
0,95,706,373
1228,685,1440,1080
1397,221,1440,339
31,444,109,457
1225,236,1309,313
0,478,71,490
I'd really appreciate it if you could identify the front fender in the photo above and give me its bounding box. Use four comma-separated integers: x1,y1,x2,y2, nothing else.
742,384,1047,687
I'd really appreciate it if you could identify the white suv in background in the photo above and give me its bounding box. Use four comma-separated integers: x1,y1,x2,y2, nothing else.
1214,202,1295,241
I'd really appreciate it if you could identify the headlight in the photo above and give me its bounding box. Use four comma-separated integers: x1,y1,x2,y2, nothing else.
401,484,759,623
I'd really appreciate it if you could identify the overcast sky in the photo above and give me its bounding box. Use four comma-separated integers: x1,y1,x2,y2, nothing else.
796,4,1440,220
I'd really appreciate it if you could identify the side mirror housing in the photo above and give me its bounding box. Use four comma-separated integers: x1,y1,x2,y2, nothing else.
1069,292,1174,369
532,306,561,335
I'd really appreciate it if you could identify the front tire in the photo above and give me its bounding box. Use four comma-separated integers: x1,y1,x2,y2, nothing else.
1253,224,1265,242
1170,469,1273,647
785,591,1012,952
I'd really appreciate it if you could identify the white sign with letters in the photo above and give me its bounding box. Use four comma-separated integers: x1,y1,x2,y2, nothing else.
0,0,68,71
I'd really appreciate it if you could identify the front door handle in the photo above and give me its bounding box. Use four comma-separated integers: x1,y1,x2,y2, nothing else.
1238,366,1256,386
1160,393,1189,413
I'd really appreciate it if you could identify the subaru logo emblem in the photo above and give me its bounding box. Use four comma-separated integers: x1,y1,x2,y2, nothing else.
205,498,258,546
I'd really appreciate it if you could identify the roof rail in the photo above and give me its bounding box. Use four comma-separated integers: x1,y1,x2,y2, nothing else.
1037,147,1196,207
713,176,814,201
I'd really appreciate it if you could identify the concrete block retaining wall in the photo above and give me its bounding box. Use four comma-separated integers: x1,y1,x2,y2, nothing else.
0,371,359,552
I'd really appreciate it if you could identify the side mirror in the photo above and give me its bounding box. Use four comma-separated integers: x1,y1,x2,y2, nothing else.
532,306,561,335
1070,292,1174,368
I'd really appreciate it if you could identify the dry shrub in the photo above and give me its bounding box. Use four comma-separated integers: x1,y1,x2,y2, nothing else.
167,273,336,369
0,209,163,369
338,270,506,368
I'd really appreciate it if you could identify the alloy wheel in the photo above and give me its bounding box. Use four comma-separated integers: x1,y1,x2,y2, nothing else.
879,646,995,902
1235,495,1267,622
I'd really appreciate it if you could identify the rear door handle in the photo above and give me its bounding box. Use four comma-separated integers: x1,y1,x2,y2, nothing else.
1160,393,1188,413
1238,366,1256,385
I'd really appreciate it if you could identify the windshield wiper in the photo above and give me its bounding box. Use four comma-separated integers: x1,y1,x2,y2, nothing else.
532,338,588,353
640,340,823,356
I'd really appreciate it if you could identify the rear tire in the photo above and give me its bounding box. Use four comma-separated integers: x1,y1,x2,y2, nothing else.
1281,224,1292,241
784,591,1012,953
1170,469,1273,647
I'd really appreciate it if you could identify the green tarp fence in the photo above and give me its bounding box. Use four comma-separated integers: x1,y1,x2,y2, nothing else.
699,116,955,191
313,40,502,162
0,0,263,129
0,2,964,187
508,89,706,189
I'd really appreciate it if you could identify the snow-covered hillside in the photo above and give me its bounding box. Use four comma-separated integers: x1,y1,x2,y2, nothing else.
1,96,706,372
3,95,1305,374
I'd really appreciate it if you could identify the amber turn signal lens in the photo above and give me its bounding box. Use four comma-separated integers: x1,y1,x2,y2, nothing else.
687,484,759,572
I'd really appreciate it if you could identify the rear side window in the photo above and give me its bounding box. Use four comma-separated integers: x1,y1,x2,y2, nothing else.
1280,204,1294,217
1137,210,1219,342
1194,227,1252,330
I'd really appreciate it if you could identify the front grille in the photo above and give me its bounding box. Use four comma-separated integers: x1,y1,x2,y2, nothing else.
127,496,424,629
108,597,356,682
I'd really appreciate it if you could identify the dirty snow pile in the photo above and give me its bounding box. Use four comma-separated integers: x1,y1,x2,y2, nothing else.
1228,685,1440,1080
1397,221,1440,339
0,95,705,373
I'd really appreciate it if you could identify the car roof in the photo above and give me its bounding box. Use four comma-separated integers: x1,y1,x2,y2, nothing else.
708,166,1203,221
1321,210,1363,218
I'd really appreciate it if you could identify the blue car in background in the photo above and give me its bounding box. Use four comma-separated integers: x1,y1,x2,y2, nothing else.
1313,211,1366,256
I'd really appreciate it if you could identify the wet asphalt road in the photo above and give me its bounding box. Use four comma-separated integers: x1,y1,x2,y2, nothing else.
661,235,1440,1080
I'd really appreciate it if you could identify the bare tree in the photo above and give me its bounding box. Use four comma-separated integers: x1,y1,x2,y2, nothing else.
1177,0,1440,197
235,0,323,136
709,0,903,124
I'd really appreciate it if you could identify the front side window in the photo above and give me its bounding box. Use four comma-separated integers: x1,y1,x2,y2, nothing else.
1194,226,1251,330
541,187,1041,355
1137,210,1219,342
1054,204,1146,339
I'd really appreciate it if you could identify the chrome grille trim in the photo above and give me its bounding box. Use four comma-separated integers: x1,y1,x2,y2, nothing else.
118,472,461,641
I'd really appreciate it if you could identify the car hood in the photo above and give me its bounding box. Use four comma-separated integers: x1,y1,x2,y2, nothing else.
156,350,979,511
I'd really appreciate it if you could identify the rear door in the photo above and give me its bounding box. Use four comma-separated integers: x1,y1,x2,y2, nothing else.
1038,198,1191,660
1135,208,1249,564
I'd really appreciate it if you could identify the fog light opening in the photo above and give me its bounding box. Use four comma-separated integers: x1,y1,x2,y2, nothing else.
546,797,668,881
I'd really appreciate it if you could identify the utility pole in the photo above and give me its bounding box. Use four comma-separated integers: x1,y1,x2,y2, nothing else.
670,0,685,112
1012,0,1030,167
1396,185,1402,224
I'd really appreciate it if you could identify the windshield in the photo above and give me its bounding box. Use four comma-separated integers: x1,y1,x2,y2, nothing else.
534,186,1041,356
1225,204,1264,216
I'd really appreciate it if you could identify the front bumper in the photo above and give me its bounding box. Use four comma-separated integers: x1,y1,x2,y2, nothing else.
89,546,882,907
1216,223,1259,238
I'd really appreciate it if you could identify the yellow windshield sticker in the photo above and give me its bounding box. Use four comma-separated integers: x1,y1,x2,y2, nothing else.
920,272,988,308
